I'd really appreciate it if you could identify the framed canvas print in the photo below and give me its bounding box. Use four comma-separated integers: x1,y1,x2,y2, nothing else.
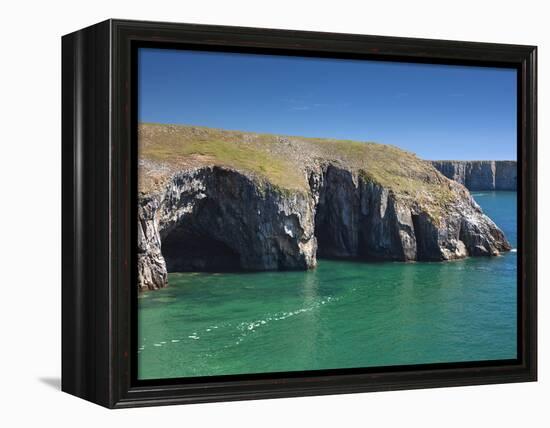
61,19,537,408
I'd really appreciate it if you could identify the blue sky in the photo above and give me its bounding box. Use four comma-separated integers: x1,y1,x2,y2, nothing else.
138,48,517,160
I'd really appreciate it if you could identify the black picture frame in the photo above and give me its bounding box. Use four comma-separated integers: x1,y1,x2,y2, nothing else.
62,19,537,408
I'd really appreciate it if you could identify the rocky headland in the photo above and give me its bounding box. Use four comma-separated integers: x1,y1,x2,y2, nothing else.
431,161,517,191
137,123,511,291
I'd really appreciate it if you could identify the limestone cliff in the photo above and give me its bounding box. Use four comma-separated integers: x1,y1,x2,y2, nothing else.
138,123,511,291
431,161,517,191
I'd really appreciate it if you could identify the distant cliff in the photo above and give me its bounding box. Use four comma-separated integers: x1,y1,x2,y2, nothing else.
137,123,511,291
431,161,517,191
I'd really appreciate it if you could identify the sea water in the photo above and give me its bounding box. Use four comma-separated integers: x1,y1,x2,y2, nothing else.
138,191,517,379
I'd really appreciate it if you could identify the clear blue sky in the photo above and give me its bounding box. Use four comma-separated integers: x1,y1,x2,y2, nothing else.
138,48,517,160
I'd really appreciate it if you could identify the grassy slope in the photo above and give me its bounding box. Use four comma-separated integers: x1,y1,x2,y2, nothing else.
138,123,456,218
139,123,305,193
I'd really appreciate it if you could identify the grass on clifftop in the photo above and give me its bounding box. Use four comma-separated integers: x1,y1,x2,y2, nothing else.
139,126,304,193
138,123,456,217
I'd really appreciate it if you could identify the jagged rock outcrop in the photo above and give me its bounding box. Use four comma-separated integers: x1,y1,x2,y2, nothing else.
138,167,317,290
309,164,508,263
137,124,511,291
138,165,511,291
431,161,517,190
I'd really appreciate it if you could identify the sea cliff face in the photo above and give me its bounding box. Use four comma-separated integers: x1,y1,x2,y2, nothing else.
431,161,517,191
137,124,511,291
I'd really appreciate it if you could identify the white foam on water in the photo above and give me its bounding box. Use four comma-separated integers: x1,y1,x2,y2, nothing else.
235,295,340,341
511,248,517,253
171,339,180,343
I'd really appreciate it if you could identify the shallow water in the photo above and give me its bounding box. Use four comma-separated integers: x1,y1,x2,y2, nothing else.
137,191,517,379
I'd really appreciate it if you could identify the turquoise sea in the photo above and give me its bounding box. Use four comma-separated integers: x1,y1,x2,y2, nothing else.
137,191,517,380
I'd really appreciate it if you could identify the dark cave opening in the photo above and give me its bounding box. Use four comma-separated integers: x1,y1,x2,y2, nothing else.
313,199,361,260
312,166,363,260
314,214,345,259
161,224,242,273
313,207,327,258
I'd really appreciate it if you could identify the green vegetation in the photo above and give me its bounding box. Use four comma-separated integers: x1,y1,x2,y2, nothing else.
138,122,457,218
139,123,308,193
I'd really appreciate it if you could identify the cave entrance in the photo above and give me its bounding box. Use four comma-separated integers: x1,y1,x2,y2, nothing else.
161,224,241,273
314,214,363,260
313,166,361,259
314,213,345,258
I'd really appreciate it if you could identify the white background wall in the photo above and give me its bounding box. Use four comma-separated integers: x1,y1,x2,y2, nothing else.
0,0,546,425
